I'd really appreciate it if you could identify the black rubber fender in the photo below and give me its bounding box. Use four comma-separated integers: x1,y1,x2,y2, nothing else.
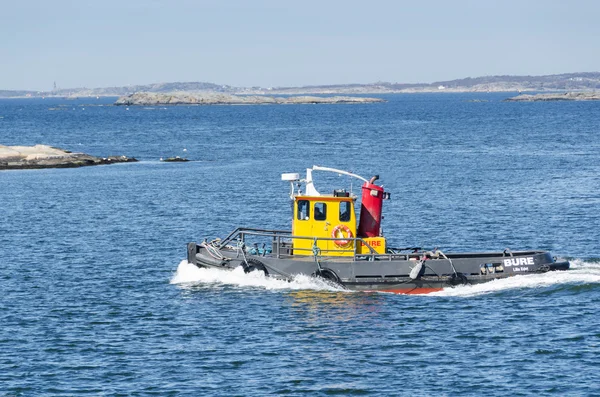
243,258,269,276
447,272,469,286
314,268,342,285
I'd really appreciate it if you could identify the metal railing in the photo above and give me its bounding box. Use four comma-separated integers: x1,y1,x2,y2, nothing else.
205,228,549,264
214,227,416,261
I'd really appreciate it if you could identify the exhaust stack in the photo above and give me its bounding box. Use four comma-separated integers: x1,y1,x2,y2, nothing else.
357,175,387,238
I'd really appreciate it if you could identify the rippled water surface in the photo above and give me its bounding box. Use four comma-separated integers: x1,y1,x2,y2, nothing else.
1,94,599,395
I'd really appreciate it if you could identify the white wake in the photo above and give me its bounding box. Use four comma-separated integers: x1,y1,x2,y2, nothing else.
170,260,345,292
430,258,600,297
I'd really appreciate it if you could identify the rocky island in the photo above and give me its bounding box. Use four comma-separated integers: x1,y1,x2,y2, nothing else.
0,145,137,170
161,156,189,162
114,92,385,106
505,92,600,102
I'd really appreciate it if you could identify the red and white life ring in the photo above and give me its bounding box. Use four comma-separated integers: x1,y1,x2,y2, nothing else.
331,224,353,248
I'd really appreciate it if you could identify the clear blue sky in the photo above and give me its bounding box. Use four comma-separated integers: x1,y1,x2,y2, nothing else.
2,0,599,91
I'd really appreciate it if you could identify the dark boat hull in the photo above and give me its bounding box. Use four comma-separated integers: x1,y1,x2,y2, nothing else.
187,242,570,294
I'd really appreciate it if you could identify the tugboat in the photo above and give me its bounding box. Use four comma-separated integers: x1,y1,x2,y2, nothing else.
187,166,570,294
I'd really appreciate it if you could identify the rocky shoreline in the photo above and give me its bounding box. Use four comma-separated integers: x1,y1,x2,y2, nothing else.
505,92,600,102
114,92,385,106
0,145,137,170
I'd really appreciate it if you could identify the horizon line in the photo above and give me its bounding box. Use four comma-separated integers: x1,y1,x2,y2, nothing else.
3,71,600,93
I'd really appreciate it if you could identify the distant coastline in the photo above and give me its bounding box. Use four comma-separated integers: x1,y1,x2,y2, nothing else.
3,72,600,98
504,92,600,102
114,92,385,106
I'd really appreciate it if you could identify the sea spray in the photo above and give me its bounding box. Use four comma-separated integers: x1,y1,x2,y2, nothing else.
431,258,600,297
170,260,345,292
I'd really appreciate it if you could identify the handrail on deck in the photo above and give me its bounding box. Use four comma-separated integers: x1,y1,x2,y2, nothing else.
216,227,381,258
218,227,292,248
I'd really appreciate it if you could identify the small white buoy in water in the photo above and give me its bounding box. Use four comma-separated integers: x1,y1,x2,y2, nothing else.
160,157,163,161
183,148,187,152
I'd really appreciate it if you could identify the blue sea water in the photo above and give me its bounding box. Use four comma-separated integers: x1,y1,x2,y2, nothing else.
1,94,599,396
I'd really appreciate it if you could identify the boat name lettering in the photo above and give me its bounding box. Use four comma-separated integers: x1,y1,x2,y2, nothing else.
361,240,382,247
503,257,534,267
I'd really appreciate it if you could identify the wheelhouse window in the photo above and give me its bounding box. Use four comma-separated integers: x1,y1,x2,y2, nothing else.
314,202,327,221
339,201,351,222
297,200,310,220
